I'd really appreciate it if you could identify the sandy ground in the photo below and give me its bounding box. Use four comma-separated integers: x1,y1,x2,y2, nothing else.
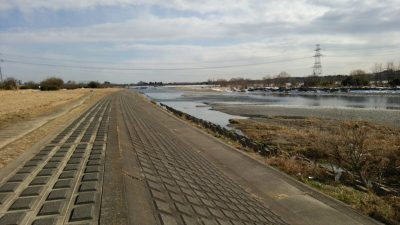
212,103,400,128
0,88,121,169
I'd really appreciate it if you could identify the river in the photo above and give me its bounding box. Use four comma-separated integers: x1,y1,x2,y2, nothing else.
134,86,400,128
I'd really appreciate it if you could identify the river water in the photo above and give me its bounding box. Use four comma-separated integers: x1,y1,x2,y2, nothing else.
134,87,247,129
134,86,400,128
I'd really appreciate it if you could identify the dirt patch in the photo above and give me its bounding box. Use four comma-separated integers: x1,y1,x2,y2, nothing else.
0,88,121,169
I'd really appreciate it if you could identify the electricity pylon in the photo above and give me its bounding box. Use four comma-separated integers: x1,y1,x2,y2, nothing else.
312,44,322,76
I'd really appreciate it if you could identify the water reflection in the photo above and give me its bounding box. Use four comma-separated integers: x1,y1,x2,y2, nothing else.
135,86,400,128
186,92,400,110
162,101,246,130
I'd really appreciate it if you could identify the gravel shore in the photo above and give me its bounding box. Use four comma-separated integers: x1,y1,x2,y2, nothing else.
212,103,400,127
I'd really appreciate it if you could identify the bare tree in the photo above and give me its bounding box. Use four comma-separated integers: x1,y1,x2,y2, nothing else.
215,79,228,87
262,75,272,80
323,123,393,190
274,71,291,87
262,75,272,87
371,63,383,74
350,69,366,76
229,77,248,89
386,62,395,72
276,71,290,78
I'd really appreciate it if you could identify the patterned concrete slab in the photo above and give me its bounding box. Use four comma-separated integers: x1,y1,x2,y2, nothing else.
111,93,288,225
0,97,111,225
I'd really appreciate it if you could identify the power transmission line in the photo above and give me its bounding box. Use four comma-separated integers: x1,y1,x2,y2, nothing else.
1,53,115,65
323,45,400,52
324,51,400,58
2,45,399,67
2,57,311,71
0,52,308,66
2,47,398,75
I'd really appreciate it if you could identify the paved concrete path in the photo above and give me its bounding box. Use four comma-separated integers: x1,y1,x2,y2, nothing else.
0,91,381,225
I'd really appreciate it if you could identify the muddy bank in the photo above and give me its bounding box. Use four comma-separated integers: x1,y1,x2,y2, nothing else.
211,103,400,127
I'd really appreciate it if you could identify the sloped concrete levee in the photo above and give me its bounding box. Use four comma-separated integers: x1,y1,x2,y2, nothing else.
0,90,382,225
109,92,288,225
0,96,111,224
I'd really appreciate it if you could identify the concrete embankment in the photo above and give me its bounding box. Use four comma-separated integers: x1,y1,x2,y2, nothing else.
0,91,382,225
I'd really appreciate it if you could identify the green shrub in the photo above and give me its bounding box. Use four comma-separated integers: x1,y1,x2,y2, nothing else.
87,81,100,88
341,75,369,86
389,78,400,87
20,81,39,90
40,77,64,91
0,77,18,90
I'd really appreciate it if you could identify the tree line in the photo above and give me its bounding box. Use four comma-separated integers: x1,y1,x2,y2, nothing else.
208,62,400,88
0,77,111,90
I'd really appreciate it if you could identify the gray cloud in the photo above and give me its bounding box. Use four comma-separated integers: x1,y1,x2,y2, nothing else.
307,5,400,34
0,0,399,82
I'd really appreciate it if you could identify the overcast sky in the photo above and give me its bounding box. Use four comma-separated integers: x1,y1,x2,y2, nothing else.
0,0,399,83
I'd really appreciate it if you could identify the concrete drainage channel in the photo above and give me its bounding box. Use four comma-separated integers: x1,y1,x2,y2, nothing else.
0,97,111,225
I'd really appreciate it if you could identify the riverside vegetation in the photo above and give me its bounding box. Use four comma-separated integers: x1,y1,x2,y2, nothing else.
230,117,400,225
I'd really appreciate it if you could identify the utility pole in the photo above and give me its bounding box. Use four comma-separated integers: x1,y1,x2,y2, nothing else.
0,58,3,82
0,52,4,82
312,44,322,76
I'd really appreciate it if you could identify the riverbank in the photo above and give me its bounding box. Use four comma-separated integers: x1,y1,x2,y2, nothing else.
161,96,400,224
222,108,400,224
212,103,400,127
171,85,400,96
141,86,400,224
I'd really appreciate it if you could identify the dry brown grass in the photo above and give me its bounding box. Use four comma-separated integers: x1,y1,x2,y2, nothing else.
0,88,121,169
305,180,400,225
0,89,91,128
231,116,399,162
230,116,400,224
265,156,329,180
